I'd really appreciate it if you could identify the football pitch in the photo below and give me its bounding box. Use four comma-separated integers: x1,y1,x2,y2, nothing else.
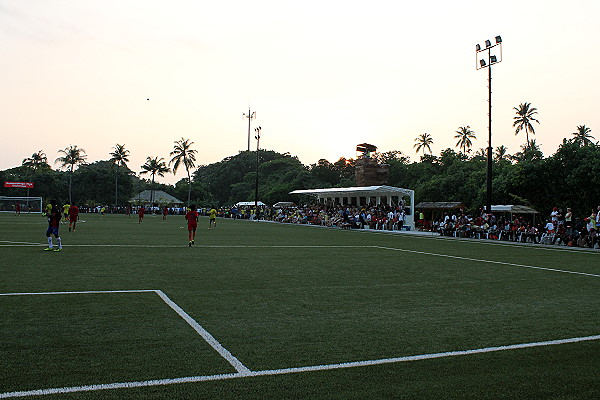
1,212,599,399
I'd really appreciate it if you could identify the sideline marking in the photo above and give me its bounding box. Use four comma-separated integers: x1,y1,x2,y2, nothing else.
0,240,44,246
1,334,599,398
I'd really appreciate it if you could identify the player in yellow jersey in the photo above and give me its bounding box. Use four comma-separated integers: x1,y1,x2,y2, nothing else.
208,207,217,229
62,204,70,222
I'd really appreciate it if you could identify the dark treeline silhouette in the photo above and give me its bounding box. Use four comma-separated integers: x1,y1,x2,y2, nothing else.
2,139,599,218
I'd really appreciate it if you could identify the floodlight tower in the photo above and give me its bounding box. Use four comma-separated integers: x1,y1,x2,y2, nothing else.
476,35,503,214
242,108,256,152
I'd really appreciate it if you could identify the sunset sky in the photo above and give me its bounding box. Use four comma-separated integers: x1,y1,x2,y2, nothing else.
1,0,599,184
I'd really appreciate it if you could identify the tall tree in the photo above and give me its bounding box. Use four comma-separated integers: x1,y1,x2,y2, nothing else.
169,138,197,206
109,144,130,207
22,150,49,170
571,125,595,147
454,126,476,155
55,145,87,204
140,156,170,205
414,133,434,155
513,102,540,146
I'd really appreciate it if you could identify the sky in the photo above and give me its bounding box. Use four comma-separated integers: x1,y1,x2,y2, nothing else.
1,0,599,184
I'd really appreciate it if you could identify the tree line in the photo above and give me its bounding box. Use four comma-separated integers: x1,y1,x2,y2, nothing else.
2,102,599,218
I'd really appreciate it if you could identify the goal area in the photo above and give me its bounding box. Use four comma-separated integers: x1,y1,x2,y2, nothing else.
0,196,43,213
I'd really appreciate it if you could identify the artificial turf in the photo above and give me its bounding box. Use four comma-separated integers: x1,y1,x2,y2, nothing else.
0,212,599,399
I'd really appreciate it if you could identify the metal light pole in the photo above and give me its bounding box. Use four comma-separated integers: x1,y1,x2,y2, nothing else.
254,126,262,220
476,36,502,214
242,108,256,152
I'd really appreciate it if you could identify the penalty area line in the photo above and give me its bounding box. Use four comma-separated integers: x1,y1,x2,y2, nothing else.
0,289,250,376
154,290,250,374
1,334,598,399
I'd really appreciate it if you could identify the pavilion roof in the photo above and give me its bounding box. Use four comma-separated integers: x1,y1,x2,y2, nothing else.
290,185,413,198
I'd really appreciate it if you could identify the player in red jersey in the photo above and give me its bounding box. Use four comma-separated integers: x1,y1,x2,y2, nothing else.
186,204,199,247
68,204,79,232
44,200,63,252
138,206,145,223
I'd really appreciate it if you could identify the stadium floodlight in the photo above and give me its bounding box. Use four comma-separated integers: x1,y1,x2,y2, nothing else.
475,35,503,214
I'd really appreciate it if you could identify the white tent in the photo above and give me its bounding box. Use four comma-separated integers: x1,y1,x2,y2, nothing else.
273,201,297,208
129,190,183,206
491,204,539,225
234,201,266,207
491,205,538,214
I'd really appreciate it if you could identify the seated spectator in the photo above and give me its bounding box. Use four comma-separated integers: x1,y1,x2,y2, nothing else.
551,224,567,245
577,227,589,247
587,228,597,248
524,225,539,244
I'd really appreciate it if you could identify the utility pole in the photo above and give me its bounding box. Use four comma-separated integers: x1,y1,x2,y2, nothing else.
242,108,256,152
254,126,262,219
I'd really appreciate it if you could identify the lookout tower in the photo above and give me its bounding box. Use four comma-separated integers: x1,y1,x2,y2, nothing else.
354,143,389,186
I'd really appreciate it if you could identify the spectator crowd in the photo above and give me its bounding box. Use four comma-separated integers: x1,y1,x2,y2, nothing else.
432,206,599,248
221,203,599,249
50,199,599,249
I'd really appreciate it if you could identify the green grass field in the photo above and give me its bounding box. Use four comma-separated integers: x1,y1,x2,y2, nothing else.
1,212,599,399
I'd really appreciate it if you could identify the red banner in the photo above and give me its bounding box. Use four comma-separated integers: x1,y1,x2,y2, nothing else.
4,181,34,189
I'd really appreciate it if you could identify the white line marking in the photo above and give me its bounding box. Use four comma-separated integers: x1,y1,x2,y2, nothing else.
0,290,157,296
375,246,600,278
2,334,598,399
0,240,44,246
154,290,251,374
0,290,250,374
0,244,367,248
2,238,599,255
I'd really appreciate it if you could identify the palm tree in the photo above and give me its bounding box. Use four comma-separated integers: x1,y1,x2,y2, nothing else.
494,145,509,161
109,144,130,207
454,126,476,155
140,156,170,205
22,150,48,170
414,133,434,155
55,145,87,204
571,125,595,147
513,102,540,146
169,138,197,206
